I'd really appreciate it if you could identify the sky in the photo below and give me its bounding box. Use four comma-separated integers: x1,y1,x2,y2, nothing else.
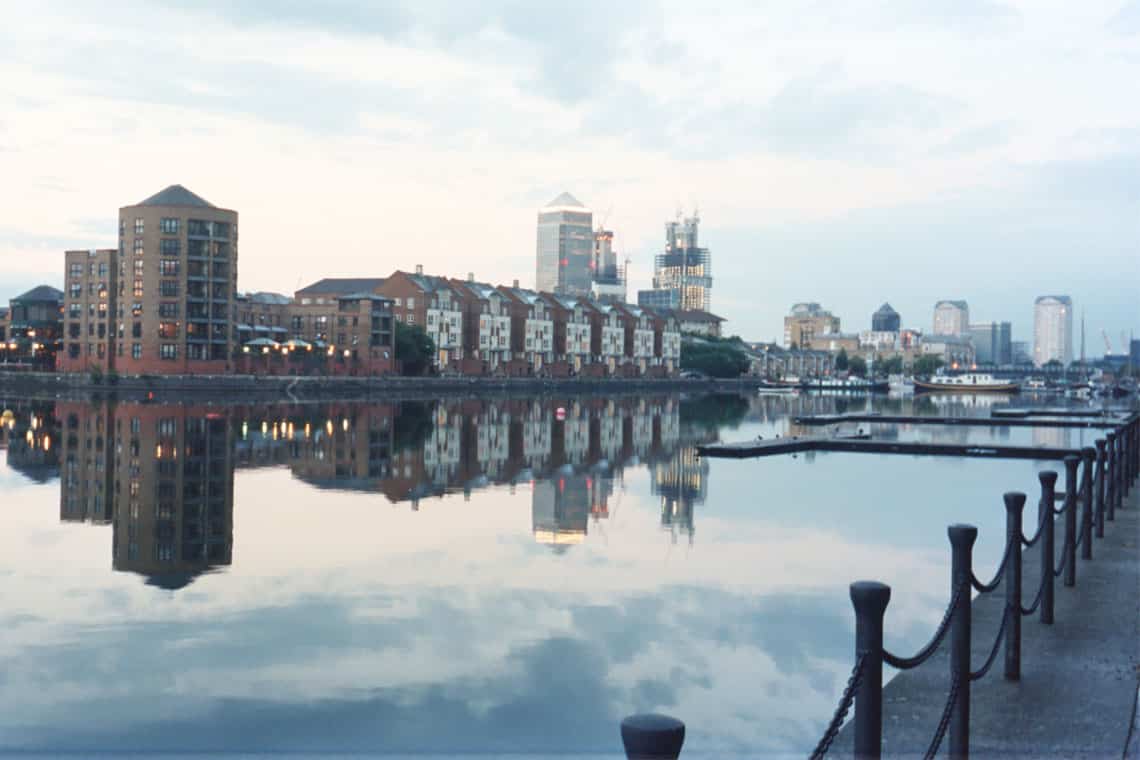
1,0,1137,346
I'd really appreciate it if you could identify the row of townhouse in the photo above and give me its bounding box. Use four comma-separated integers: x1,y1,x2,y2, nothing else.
289,268,685,377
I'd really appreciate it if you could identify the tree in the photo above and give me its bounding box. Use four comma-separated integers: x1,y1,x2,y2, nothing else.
680,339,750,378
395,321,435,376
848,355,867,377
878,355,904,375
835,348,849,371
913,355,944,377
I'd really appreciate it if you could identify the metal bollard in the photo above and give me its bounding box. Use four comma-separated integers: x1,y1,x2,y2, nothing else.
1003,493,1024,681
1116,429,1125,510
948,524,976,760
1095,440,1107,533
851,580,890,760
1038,471,1056,624
621,714,685,760
1063,456,1079,588
1080,448,1094,560
1106,433,1117,522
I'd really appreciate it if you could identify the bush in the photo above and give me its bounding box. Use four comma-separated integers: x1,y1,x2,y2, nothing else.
680,339,750,378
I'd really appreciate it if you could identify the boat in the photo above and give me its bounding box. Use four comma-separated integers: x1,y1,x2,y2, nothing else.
888,374,914,394
800,377,889,393
1022,378,1051,393
913,373,1020,394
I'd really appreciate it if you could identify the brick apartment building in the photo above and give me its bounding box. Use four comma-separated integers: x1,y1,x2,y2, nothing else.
58,185,238,375
378,269,463,370
498,284,554,375
540,292,592,376
448,276,512,375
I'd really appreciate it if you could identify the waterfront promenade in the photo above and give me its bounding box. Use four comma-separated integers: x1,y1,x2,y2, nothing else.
835,486,1139,758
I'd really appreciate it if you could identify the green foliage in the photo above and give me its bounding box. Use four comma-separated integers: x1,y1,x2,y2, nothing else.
393,400,434,451
877,355,904,375
1044,359,1064,369
680,339,750,378
835,348,849,371
89,366,104,385
913,355,944,377
395,321,436,376
848,355,867,377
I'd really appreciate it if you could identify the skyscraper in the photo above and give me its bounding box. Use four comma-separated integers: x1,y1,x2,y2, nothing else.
871,303,901,332
1033,295,1073,366
536,192,593,296
968,321,1013,366
647,212,712,312
933,300,969,336
590,227,626,304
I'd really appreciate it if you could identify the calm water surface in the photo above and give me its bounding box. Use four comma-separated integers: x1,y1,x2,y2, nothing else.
0,391,1116,757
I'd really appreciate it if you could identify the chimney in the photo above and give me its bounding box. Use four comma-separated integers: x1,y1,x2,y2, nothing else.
468,272,474,282
513,279,519,288
416,264,424,275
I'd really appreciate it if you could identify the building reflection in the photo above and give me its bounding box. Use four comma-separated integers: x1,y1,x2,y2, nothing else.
56,401,234,590
14,393,732,590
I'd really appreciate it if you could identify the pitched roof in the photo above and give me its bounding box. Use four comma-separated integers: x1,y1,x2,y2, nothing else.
542,192,588,210
136,184,216,208
297,278,385,296
13,285,64,303
874,302,898,315
246,292,291,305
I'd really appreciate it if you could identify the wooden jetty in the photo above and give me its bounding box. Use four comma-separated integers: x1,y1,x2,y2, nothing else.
698,436,1081,461
791,412,1124,429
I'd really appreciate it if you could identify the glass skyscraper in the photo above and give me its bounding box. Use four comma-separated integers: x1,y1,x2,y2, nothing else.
536,192,593,296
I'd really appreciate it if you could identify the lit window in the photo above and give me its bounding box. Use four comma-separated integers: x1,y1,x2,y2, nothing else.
134,218,144,234
160,217,179,234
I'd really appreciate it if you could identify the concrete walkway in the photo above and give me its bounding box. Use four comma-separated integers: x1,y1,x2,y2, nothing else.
836,486,1139,758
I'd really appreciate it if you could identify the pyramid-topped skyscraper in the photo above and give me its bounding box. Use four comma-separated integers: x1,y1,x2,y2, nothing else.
536,192,593,296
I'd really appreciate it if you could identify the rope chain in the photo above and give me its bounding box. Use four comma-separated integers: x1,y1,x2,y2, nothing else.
1021,501,1050,548
971,533,1013,593
808,652,868,760
883,581,967,670
1021,567,1047,616
923,669,962,760
970,604,1011,681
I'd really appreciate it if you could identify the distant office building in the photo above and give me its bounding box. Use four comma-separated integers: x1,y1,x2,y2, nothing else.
872,303,901,333
6,285,63,368
637,288,681,311
1012,340,1032,365
1033,295,1073,366
639,211,712,312
933,300,969,336
783,302,840,348
536,192,594,297
590,227,626,304
1131,338,1139,365
968,321,1012,366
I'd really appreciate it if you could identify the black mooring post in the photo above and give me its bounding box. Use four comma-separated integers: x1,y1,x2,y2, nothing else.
1095,439,1107,533
948,524,976,760
1063,455,1079,588
1080,448,1095,560
1003,493,1024,681
1106,433,1117,522
851,580,890,760
1114,429,1125,511
620,714,685,760
1038,471,1056,624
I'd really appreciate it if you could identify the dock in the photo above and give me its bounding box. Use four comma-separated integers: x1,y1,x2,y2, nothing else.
698,437,1082,461
791,411,1125,429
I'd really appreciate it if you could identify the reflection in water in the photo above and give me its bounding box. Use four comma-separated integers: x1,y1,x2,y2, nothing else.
31,394,719,586
1,390,1114,755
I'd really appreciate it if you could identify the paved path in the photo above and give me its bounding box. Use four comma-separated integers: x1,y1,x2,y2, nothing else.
836,486,1139,758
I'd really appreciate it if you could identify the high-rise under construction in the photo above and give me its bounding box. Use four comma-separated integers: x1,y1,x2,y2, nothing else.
638,211,712,312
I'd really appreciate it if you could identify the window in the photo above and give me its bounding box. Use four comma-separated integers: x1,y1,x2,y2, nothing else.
406,297,415,309
159,344,178,360
69,262,83,278
159,280,179,297
159,302,179,318
68,343,80,359
188,239,208,257
134,218,144,234
68,323,80,338
131,343,141,359
132,322,142,338
394,297,401,307
187,219,210,236
160,217,179,234
160,238,180,256
68,303,80,317
69,283,82,298
98,262,107,277
212,221,230,239
133,280,144,297
133,238,144,254
134,259,144,276
159,259,179,276
158,322,179,339
407,314,415,325
131,302,143,317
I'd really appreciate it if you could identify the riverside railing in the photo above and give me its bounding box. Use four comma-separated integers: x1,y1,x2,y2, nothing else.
619,411,1139,760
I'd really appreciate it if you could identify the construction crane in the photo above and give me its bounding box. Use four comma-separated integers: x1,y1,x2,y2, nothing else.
1102,329,1114,355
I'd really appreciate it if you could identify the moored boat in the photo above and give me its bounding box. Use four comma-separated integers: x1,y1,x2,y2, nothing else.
913,373,1020,394
800,377,889,393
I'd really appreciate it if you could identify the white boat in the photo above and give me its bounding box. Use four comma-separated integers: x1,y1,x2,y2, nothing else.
913,373,1020,394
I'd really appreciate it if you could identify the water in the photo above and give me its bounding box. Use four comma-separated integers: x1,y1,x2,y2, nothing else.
0,391,1112,757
